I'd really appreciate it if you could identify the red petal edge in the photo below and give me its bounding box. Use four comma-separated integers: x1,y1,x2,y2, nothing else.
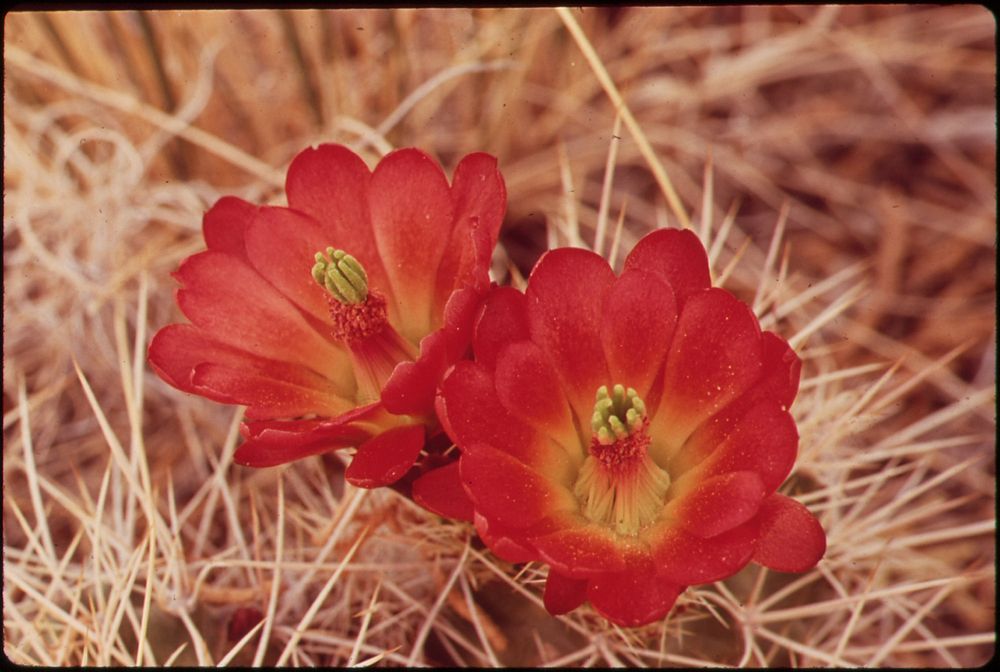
474,513,538,564
234,403,383,468
345,424,425,488
533,526,627,578
411,461,475,522
525,247,615,419
543,572,588,616
587,567,683,627
203,196,256,260
459,443,570,530
472,285,529,372
381,286,483,416
752,493,826,572
234,421,370,468
622,228,711,306
668,471,766,539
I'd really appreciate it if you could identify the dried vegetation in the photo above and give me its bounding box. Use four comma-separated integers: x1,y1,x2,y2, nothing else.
3,6,995,666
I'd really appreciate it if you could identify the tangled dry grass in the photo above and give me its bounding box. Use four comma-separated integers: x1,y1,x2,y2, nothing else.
3,7,995,666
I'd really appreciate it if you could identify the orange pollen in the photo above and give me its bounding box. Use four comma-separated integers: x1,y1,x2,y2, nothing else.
589,418,651,475
327,291,389,343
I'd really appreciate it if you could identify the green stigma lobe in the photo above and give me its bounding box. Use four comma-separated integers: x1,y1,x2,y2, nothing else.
591,384,647,445
312,247,369,304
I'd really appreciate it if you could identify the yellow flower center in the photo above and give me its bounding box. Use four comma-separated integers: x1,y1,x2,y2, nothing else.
574,385,671,536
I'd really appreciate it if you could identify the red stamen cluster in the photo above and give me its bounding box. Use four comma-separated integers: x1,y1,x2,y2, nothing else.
590,418,651,474
327,291,389,343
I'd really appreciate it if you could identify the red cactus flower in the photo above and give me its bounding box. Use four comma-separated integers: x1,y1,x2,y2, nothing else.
433,228,826,627
149,144,506,489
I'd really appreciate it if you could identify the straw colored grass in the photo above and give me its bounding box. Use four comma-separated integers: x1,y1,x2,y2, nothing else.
4,7,994,666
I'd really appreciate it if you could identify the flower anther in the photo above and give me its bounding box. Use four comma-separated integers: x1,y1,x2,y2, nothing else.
312,246,393,345
590,384,646,447
576,384,671,536
312,247,369,304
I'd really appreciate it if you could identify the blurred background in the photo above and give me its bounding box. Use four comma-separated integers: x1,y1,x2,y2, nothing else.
4,7,995,666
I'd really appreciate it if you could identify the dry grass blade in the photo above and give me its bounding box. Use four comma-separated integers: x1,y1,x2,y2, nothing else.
555,6,692,230
5,45,285,187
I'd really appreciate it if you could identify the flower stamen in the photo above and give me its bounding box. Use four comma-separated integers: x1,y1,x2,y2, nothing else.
312,247,369,304
311,247,417,403
591,384,647,446
575,384,670,536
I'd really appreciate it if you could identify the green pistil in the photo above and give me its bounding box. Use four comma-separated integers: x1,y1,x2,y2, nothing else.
591,384,647,445
576,383,668,535
312,247,369,305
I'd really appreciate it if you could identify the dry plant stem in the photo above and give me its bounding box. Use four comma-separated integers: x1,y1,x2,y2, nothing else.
405,538,472,666
5,45,285,187
346,580,382,666
751,201,790,314
557,140,583,247
555,6,692,230
252,475,285,667
373,59,518,144
16,380,57,562
458,572,502,667
697,149,716,247
276,531,366,666
594,112,624,257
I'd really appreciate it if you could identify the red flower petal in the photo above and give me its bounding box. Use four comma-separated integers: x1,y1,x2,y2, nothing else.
234,417,374,468
174,250,351,386
369,148,454,341
148,323,279,394
671,333,801,480
149,325,353,416
650,521,758,585
434,152,506,311
345,424,425,488
651,287,763,454
284,144,392,307
440,360,541,466
439,285,484,361
533,525,627,578
474,513,538,563
752,494,826,572
686,400,799,492
526,247,615,420
450,153,506,250
543,572,588,616
493,341,577,448
381,286,482,416
600,269,677,400
243,205,335,328
203,196,256,260
241,402,384,439
667,471,766,538
472,286,530,371
381,329,449,415
411,461,474,521
459,444,575,529
622,228,711,305
192,363,346,419
587,562,683,627
760,331,802,409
